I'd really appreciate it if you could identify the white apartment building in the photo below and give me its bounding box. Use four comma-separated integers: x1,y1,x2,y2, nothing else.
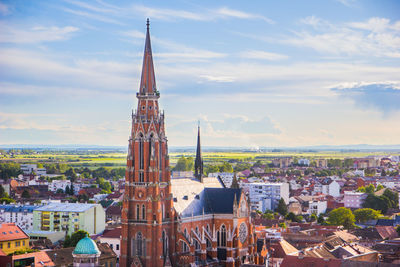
314,180,340,197
0,204,41,231
298,158,310,166
344,191,367,208
208,172,234,188
246,182,289,212
49,180,71,192
307,200,327,215
99,228,121,259
20,164,46,176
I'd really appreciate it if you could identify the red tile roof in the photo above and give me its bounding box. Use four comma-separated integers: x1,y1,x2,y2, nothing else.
0,223,28,242
101,227,121,238
12,251,55,266
281,255,341,267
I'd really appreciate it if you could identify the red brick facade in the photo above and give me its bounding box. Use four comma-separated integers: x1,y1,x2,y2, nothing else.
120,20,262,267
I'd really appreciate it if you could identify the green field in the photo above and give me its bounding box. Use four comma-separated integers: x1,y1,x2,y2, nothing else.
0,150,389,168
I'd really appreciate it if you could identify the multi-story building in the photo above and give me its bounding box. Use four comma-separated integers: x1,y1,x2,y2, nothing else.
0,204,41,231
0,223,30,255
272,157,293,168
20,164,46,176
344,191,367,208
49,179,71,192
33,203,105,236
298,158,310,166
247,182,289,212
307,200,327,215
316,159,328,168
209,172,234,187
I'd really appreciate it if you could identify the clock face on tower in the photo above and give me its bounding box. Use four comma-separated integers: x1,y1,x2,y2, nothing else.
137,190,144,199
239,222,247,244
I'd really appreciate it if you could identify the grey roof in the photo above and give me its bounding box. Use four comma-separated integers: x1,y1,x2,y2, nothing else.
0,204,41,213
35,203,98,212
203,188,241,214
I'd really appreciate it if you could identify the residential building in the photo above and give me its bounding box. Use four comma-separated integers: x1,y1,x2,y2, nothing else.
209,172,234,188
315,159,328,168
344,191,367,208
0,223,30,255
272,157,293,168
20,164,46,176
298,158,310,166
247,182,289,212
33,203,105,236
307,200,327,215
0,204,41,231
49,179,71,192
99,227,121,259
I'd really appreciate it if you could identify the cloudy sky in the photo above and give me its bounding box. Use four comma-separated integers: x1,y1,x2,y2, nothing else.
0,0,399,148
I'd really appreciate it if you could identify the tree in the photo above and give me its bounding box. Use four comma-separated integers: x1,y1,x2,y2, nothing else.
318,214,325,224
382,189,399,209
97,178,112,194
262,210,275,219
0,185,9,198
285,212,302,222
63,230,89,248
0,162,22,180
381,169,387,176
279,222,287,229
276,198,288,216
65,168,77,182
0,197,15,204
365,184,375,194
65,185,70,195
56,188,64,194
310,213,318,222
396,225,400,237
70,184,75,195
353,208,382,223
21,189,30,199
327,207,355,229
204,164,219,175
219,162,233,173
173,156,194,171
376,184,384,191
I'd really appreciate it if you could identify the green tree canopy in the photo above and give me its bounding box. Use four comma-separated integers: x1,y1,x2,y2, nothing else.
0,185,9,198
0,162,22,180
310,213,318,222
64,230,89,248
327,207,355,229
353,208,382,223
173,156,194,172
276,198,288,216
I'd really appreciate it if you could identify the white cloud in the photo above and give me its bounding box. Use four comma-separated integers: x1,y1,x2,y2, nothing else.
215,7,274,24
286,16,400,58
240,50,288,61
0,23,79,44
61,7,124,25
0,2,10,15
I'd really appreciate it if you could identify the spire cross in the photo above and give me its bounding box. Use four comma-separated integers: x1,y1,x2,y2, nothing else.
146,18,150,29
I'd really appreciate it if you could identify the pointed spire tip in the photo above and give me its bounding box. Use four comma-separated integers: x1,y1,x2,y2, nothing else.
146,18,150,29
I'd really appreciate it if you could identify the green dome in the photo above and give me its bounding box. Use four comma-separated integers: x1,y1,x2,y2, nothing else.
73,236,100,255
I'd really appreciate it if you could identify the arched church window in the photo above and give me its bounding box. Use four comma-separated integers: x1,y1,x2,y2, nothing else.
162,230,168,257
136,204,140,220
142,204,146,220
220,225,226,247
137,232,143,256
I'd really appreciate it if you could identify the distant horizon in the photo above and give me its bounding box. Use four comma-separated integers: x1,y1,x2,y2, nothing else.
2,143,400,152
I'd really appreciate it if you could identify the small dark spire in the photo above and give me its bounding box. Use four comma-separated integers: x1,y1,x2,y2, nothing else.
194,122,203,183
146,18,150,29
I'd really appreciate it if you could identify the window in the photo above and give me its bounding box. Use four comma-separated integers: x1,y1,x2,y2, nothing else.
142,205,146,220
116,244,119,250
159,142,162,182
0,243,2,249
22,241,25,246
8,242,10,248
136,205,140,220
162,231,168,257
15,241,20,247
220,225,226,247
137,232,143,256
139,135,144,170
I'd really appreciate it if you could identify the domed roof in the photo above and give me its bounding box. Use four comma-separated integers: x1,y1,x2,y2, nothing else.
73,236,101,255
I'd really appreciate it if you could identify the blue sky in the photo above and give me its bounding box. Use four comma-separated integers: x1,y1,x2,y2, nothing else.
0,0,399,148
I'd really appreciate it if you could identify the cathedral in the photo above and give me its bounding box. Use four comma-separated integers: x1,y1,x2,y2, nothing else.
120,20,263,267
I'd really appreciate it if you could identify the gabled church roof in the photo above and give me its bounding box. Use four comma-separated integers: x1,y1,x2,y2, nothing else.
203,188,241,214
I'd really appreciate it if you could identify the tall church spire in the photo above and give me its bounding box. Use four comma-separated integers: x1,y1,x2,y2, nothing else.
139,18,157,95
194,122,203,182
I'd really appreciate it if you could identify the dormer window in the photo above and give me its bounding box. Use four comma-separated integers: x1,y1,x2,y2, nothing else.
149,106,152,110
142,106,145,110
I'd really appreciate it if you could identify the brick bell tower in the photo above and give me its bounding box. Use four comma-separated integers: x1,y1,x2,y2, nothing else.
120,19,174,267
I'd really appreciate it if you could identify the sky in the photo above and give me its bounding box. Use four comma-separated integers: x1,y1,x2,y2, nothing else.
0,0,400,148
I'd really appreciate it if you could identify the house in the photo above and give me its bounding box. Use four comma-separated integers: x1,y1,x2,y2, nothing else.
99,227,121,258
0,223,30,255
